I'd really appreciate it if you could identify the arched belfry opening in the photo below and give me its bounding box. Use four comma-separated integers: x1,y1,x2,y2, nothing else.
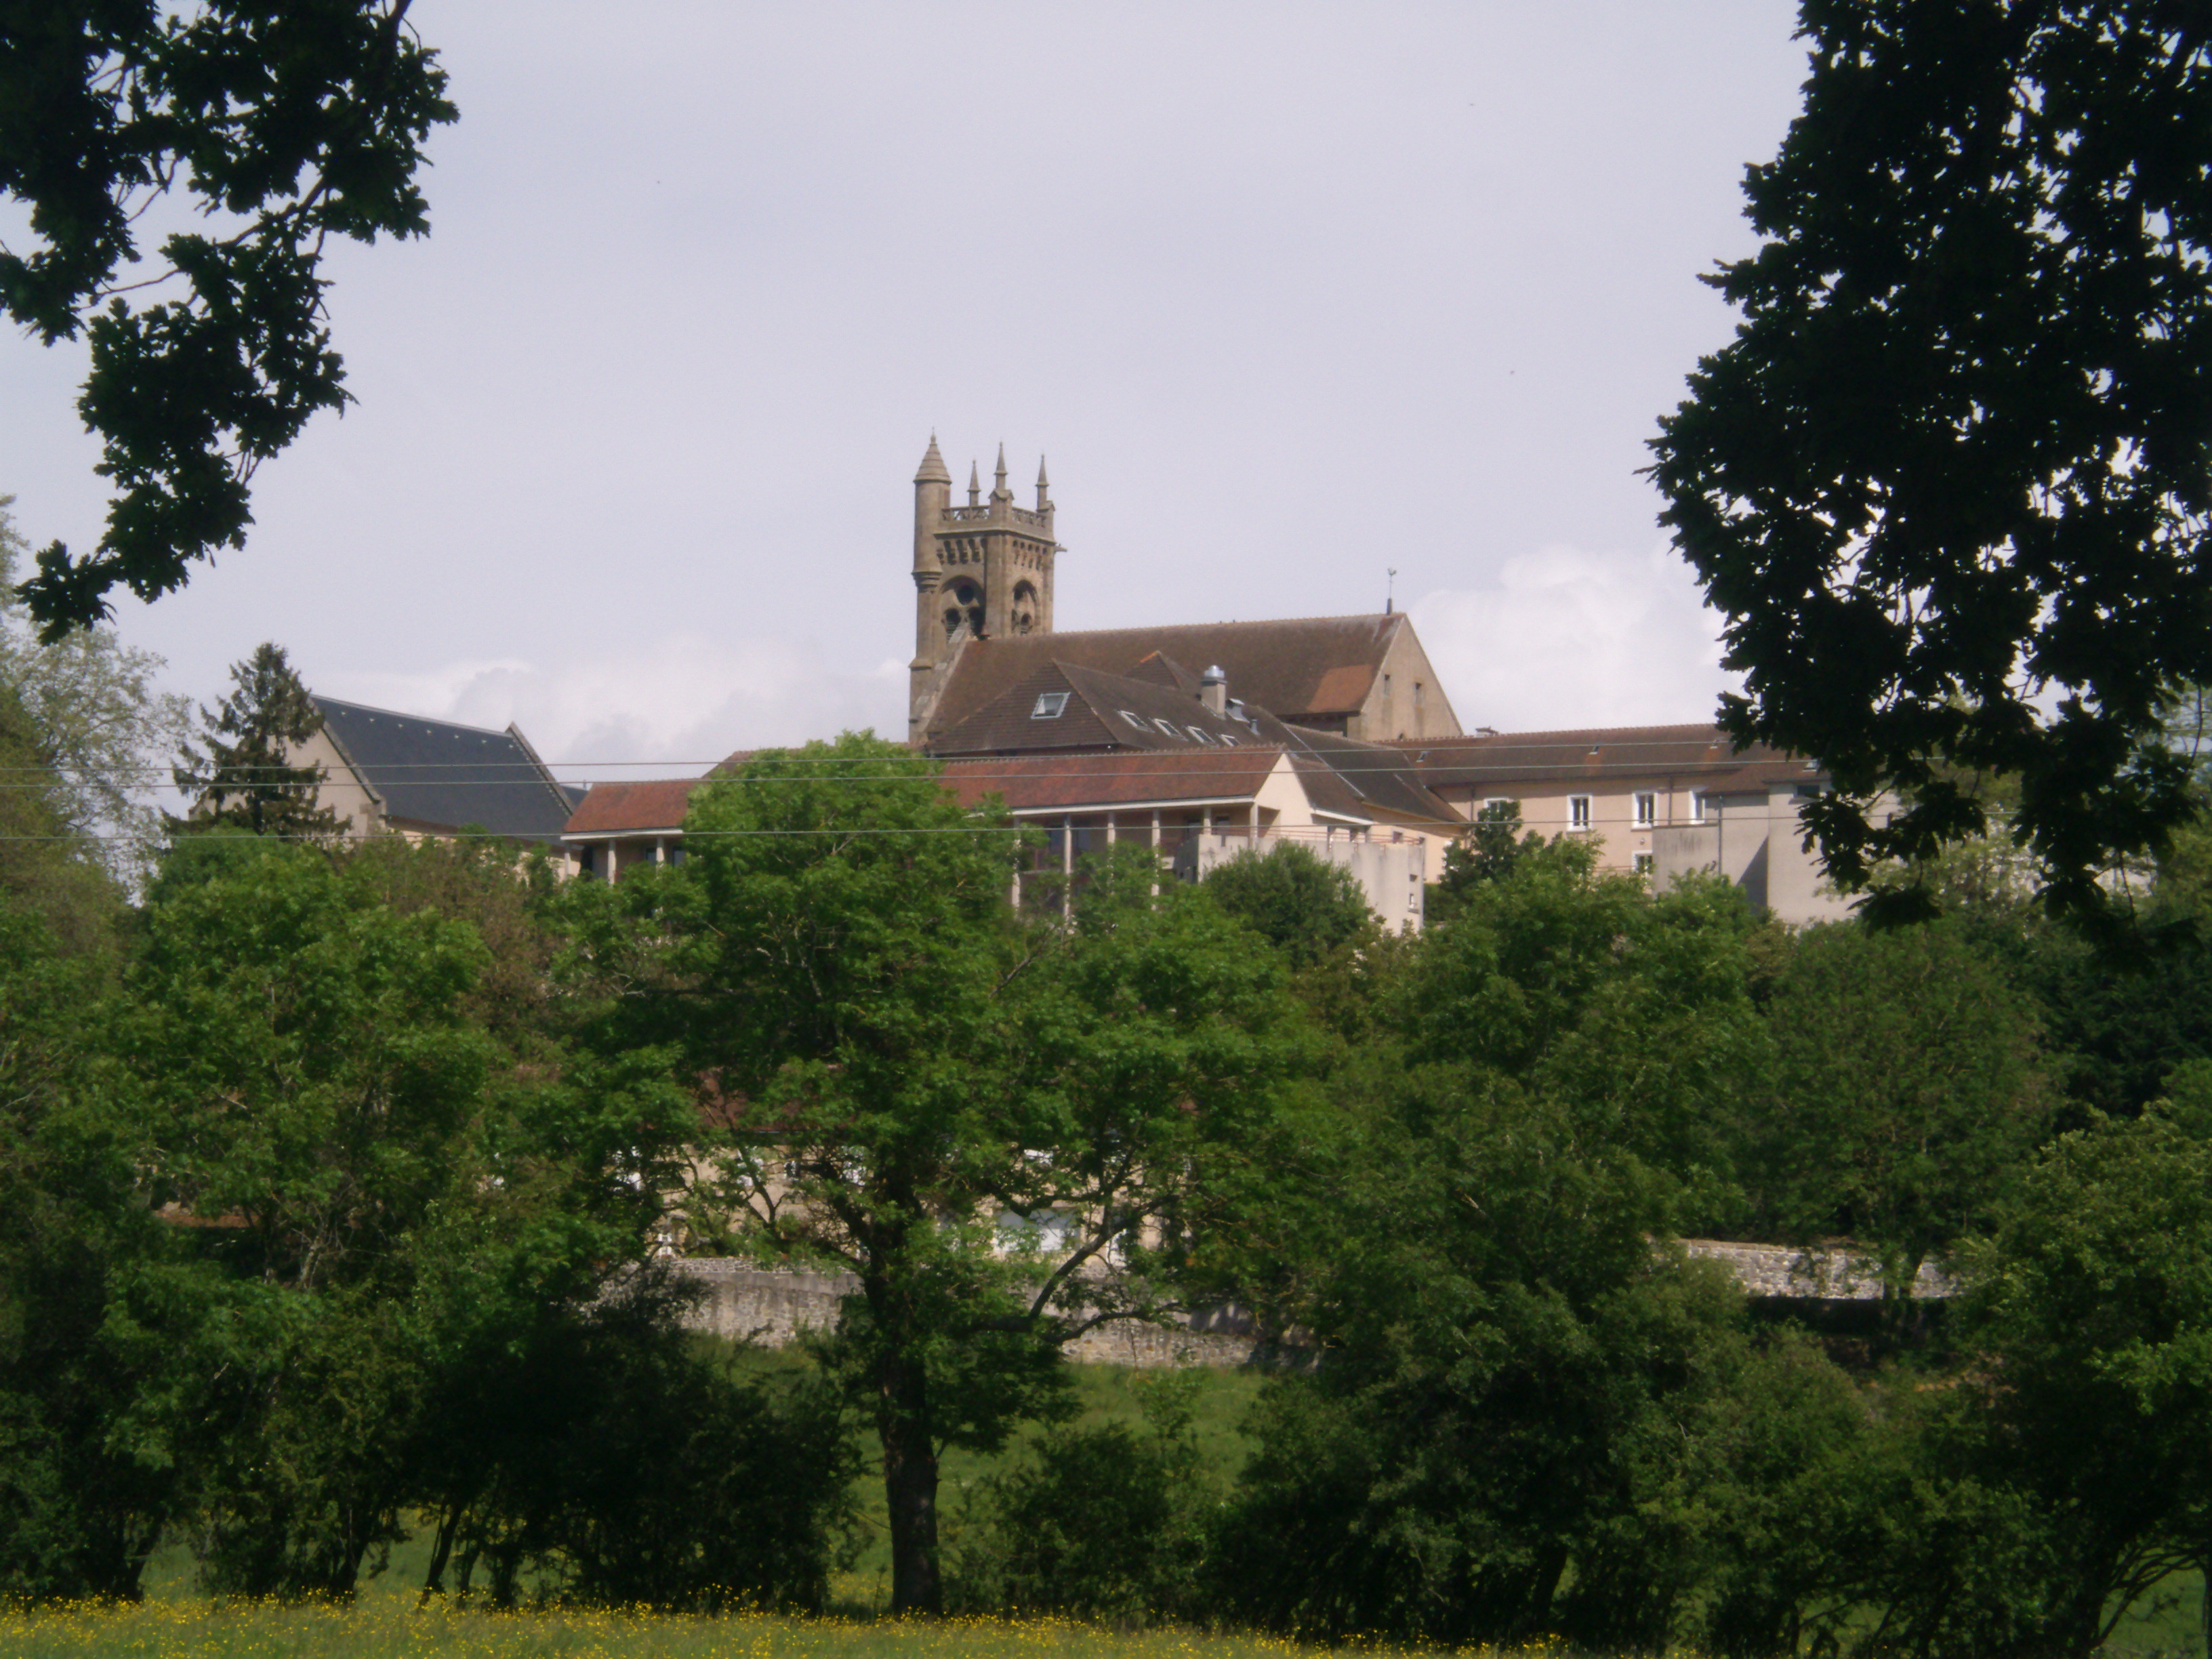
909,436,1059,737
945,577,985,638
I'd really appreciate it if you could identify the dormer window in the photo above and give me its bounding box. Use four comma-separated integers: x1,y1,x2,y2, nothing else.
1153,718,1183,738
1189,727,1216,745
1120,710,1145,729
1218,734,1238,747
1031,692,1069,719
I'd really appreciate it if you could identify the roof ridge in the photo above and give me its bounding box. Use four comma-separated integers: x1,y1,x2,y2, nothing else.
988,614,1392,641
1397,723,1739,746
939,746,1288,767
313,694,520,741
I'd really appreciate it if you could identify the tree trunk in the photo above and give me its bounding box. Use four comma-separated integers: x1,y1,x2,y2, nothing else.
878,1349,943,1614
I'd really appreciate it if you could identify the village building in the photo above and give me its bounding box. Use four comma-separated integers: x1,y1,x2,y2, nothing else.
292,696,581,844
1397,724,1860,922
554,436,1864,928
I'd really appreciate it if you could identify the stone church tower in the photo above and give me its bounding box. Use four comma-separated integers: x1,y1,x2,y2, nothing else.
909,434,1058,734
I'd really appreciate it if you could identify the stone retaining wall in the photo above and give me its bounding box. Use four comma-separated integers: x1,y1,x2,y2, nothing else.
669,1258,1271,1368
669,1242,1949,1371
1680,1238,1953,1300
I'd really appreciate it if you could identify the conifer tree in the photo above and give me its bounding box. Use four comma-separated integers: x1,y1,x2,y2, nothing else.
171,643,342,841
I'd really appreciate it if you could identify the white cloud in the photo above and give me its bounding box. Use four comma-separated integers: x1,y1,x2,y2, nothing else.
316,634,909,779
1412,543,1736,733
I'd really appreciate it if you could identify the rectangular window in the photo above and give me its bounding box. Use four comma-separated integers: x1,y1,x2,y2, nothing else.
1633,791,1656,828
1031,691,1069,719
1690,790,1707,823
1480,796,1518,815
1153,718,1183,738
1188,727,1215,745
1569,795,1593,832
1634,851,1654,877
1120,710,1145,729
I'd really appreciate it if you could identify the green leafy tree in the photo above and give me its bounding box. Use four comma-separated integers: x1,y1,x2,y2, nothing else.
1649,2,2212,932
0,3,457,634
1200,839,1376,966
1883,1109,2212,1657
123,842,501,1594
407,1283,856,1612
567,735,1292,1615
0,681,123,954
0,904,178,1600
1213,1078,1760,1651
1206,847,1797,1650
1745,921,2049,1294
1408,842,1771,1207
117,841,691,1598
171,640,341,840
951,1372,1214,1622
0,497,190,886
1430,799,1543,920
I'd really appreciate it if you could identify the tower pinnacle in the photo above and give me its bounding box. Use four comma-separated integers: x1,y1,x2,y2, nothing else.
968,460,981,506
914,433,951,485
991,443,1011,502
1035,456,1050,511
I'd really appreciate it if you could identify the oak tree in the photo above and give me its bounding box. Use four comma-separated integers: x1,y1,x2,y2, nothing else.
0,3,455,634
1650,1,2212,930
569,735,1291,1615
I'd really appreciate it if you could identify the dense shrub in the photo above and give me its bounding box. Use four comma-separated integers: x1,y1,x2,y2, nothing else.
951,1376,1212,1622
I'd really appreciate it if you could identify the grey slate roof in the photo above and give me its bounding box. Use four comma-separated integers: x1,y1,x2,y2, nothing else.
312,697,579,842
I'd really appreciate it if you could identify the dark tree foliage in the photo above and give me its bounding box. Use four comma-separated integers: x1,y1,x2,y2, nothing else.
1431,799,1540,917
170,640,341,840
1879,1109,2212,1659
111,841,705,1600
1212,1080,1761,1651
0,905,174,1601
1650,2,2212,932
1200,840,1376,966
413,1289,855,1613
0,2,456,635
1746,920,2049,1293
951,1375,1212,1623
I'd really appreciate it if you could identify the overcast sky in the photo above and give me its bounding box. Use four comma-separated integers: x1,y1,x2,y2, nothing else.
2,1,1811,780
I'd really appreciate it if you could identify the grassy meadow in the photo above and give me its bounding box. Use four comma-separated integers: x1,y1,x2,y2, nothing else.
0,1602,1446,1659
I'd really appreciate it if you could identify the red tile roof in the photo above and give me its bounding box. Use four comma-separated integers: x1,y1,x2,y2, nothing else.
942,749,1289,813
564,778,702,835
934,658,1275,758
1396,723,1802,790
924,615,1408,740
